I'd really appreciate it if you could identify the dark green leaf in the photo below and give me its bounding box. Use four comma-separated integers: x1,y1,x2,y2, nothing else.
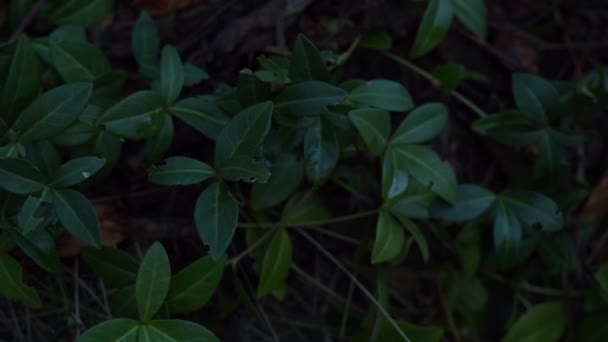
144,114,174,163
393,214,430,262
217,156,270,183
372,212,404,264
430,184,495,222
410,0,454,59
169,97,229,140
214,101,273,165
258,228,292,297
501,191,563,231
251,154,304,211
24,141,61,177
502,302,566,342
50,40,111,82
237,71,271,107
148,156,215,185
348,79,414,112
160,45,184,104
98,90,164,140
12,83,92,143
110,285,137,318
47,0,113,27
81,246,139,288
456,222,481,275
391,103,447,144
275,81,347,117
451,0,487,38
141,320,219,342
12,230,60,274
90,69,127,107
382,147,409,200
512,73,560,125
194,182,238,260
0,253,41,308
472,111,541,146
576,313,608,342
0,158,45,194
76,318,139,342
183,64,209,86
374,320,444,342
17,193,52,234
282,192,331,225
349,108,390,156
359,32,393,51
289,34,329,82
534,131,567,185
166,256,225,314
136,242,171,322
132,12,159,66
387,182,435,219
304,117,339,184
49,157,106,188
53,188,101,247
49,25,87,42
493,199,522,251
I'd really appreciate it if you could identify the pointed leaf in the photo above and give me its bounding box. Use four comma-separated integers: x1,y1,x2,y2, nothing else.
348,79,414,112
502,302,566,342
382,148,409,200
0,253,41,308
430,184,495,222
217,156,270,183
132,12,159,66
98,90,164,140
50,40,112,82
275,81,347,117
501,191,563,231
372,212,405,264
512,73,560,124
148,156,215,185
169,97,229,140
81,246,139,288
494,199,522,250
349,108,390,156
410,0,454,59
11,230,60,274
393,214,430,262
451,0,487,38
391,103,448,144
53,189,101,248
289,34,329,82
251,154,304,211
144,114,174,163
136,242,171,322
0,158,45,194
183,64,208,86
49,157,106,188
194,182,238,260
76,318,139,342
258,228,292,297
237,72,271,107
304,117,339,184
142,320,219,342
160,45,184,104
47,0,113,27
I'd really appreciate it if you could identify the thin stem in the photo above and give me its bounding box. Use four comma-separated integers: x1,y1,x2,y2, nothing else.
237,208,378,228
382,51,487,118
296,229,411,342
228,227,277,266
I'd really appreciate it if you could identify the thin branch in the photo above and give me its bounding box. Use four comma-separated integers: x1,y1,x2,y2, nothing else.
237,209,378,228
10,0,46,41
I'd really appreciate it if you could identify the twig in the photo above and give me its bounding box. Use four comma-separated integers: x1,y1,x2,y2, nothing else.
436,280,461,342
10,0,46,41
237,209,378,228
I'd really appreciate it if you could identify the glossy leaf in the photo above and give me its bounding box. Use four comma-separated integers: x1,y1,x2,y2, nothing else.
148,156,215,185
52,189,101,248
136,242,171,322
430,184,495,222
50,40,111,82
0,158,45,194
169,97,229,140
451,0,487,38
501,191,563,231
410,0,454,59
289,34,329,82
494,199,522,251
194,182,239,260
394,213,430,262
258,228,292,297
47,0,113,27
372,212,405,264
214,101,273,165
160,45,184,104
348,79,414,112
304,117,339,184
472,111,541,146
502,302,566,342
166,256,226,314
183,64,209,86
387,182,435,219
81,246,139,288
12,83,92,143
24,140,61,177
140,320,219,342
237,72,271,107
98,90,164,140
18,195,50,234
0,253,41,308
217,156,271,183
132,12,159,66
390,103,448,144
349,108,390,156
512,73,560,125
275,81,347,117
76,318,139,342
251,154,304,211
11,230,60,275
382,148,409,200
144,114,174,163
49,157,106,188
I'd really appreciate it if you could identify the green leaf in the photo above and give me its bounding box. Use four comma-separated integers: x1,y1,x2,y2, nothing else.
217,156,271,183
251,154,304,211
49,157,106,188
534,131,567,185
194,182,238,260
81,246,139,288
0,253,41,308
76,318,139,342
502,302,566,342
24,140,61,177
359,32,393,51
132,12,159,66
501,191,564,231
387,182,436,219
12,82,92,143
0,158,45,194
166,256,225,314
257,228,292,297
430,184,495,222
51,106,99,147
169,97,229,140
49,25,87,43
47,0,113,27
289,34,329,82
576,313,608,342
393,214,430,262
90,69,127,107
472,111,541,146
214,101,273,165
11,230,60,274
451,0,487,38
348,79,414,112
456,222,481,275
144,114,174,163
390,103,448,144
136,242,171,322
52,189,101,248
431,63,486,92
98,90,164,140
388,144,458,203
148,156,215,185
139,320,219,342
595,263,608,295
237,71,271,107
382,148,409,200
372,212,405,264
375,320,444,342
282,192,332,225
50,40,111,82
410,0,454,59
349,108,390,156
304,117,339,184
0,36,41,123
512,73,560,125
111,285,137,318
275,81,347,117
160,45,184,104
493,199,522,251
183,64,209,86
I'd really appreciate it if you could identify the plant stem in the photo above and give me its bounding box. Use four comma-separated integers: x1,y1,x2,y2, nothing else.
382,51,487,118
237,208,378,228
228,227,277,266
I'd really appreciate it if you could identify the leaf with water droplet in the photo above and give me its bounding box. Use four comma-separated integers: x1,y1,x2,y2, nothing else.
49,157,106,188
